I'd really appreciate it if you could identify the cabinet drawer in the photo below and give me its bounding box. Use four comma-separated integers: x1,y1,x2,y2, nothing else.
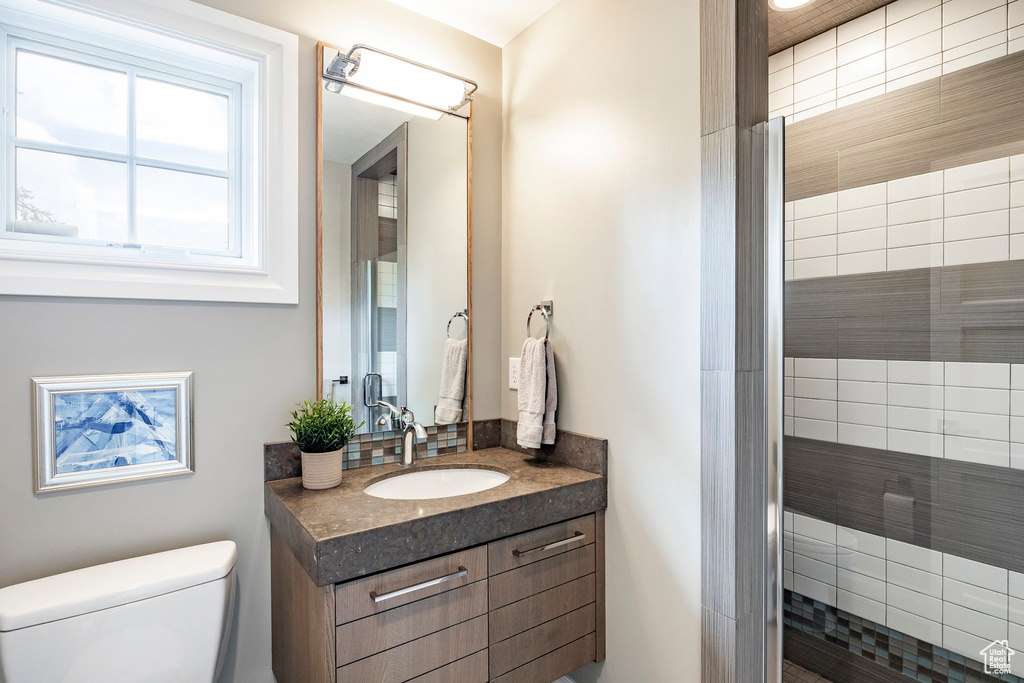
489,604,596,678
336,580,487,667
407,650,487,683
489,574,595,644
335,615,487,683
489,632,596,683
335,546,486,625
489,544,595,610
488,514,594,575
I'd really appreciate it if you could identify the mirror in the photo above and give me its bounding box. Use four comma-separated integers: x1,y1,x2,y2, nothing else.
316,43,471,436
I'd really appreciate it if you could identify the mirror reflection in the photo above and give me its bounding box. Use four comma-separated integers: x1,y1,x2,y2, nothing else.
318,44,470,435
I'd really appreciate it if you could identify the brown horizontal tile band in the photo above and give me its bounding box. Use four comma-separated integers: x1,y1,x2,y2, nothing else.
786,51,1024,202
784,436,1024,574
785,259,1024,363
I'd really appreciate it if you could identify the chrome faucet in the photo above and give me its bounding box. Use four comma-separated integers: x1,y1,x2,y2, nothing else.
377,401,427,466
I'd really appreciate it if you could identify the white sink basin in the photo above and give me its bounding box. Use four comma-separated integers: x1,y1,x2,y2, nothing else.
364,468,510,500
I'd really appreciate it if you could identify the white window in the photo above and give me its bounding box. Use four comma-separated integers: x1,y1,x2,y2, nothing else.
0,0,297,303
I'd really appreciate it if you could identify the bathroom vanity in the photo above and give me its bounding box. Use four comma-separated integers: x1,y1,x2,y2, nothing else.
265,448,607,683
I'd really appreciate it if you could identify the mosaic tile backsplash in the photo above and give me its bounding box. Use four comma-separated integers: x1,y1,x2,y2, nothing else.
786,590,1023,683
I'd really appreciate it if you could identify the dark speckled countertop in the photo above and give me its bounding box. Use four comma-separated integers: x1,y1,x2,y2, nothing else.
265,448,607,586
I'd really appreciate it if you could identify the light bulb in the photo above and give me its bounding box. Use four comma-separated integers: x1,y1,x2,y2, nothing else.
769,0,815,10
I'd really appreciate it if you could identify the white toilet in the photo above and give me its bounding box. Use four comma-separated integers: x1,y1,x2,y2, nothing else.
0,540,237,683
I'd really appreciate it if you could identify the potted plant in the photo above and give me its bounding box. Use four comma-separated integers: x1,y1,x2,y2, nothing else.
287,399,363,490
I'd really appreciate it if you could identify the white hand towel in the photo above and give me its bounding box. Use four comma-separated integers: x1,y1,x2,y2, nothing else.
434,337,469,425
542,339,557,445
517,337,548,448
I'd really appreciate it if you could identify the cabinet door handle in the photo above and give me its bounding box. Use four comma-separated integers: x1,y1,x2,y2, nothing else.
369,566,468,603
513,531,586,558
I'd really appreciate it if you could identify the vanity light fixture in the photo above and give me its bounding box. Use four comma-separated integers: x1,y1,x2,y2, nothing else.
768,0,816,9
324,44,477,120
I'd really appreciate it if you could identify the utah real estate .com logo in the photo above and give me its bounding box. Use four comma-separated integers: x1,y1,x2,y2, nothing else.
981,640,1016,675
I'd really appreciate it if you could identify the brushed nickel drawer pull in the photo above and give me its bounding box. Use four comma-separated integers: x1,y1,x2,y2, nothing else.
513,531,585,558
369,566,469,603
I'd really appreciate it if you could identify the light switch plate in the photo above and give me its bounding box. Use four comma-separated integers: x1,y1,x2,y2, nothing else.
509,358,520,390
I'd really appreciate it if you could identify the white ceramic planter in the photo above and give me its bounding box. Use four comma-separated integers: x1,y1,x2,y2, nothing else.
300,448,344,490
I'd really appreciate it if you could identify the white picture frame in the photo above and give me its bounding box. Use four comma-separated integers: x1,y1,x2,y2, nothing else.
32,372,194,493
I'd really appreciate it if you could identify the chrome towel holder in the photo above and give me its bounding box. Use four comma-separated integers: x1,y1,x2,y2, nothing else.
526,300,553,340
447,310,469,339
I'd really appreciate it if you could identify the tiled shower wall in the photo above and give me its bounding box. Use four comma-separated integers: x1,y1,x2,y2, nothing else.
785,510,1024,678
769,0,1024,123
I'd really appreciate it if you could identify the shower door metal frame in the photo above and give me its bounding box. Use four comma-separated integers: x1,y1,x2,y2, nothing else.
765,115,785,683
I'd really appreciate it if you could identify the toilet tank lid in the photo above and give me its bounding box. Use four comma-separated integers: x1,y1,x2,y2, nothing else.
0,540,237,632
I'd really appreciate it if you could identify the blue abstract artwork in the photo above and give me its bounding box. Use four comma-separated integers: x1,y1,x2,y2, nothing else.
53,389,177,474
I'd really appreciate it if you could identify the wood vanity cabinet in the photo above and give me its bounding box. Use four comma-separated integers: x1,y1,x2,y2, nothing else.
271,511,605,683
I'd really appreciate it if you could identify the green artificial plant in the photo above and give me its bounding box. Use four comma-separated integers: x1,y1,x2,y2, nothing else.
287,400,364,454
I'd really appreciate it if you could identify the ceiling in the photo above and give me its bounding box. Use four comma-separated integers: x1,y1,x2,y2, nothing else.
385,0,564,47
770,0,895,54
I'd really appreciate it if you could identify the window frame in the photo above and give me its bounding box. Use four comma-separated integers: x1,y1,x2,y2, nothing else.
0,0,298,303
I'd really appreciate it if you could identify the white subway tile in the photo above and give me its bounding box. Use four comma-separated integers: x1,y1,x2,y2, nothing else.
944,158,1011,192
944,434,1010,466
769,47,794,73
794,48,837,83
888,428,944,457
792,102,837,122
795,417,838,442
837,250,886,275
794,235,837,260
945,362,1010,389
839,8,886,45
889,196,944,225
837,52,885,88
888,405,944,433
784,416,794,436
795,377,837,400
794,256,837,279
1011,572,1024,600
794,73,836,103
887,51,944,81
1013,180,1024,207
1008,33,1024,54
838,205,887,233
889,360,944,385
945,184,1010,217
888,561,943,597
794,553,838,586
943,41,1008,74
888,538,943,573
888,583,944,621
795,213,838,239
1011,596,1024,625
944,236,1009,265
837,588,886,623
838,359,887,383
944,554,1008,593
792,536,838,567
888,171,944,203
769,86,794,112
943,0,1006,27
784,570,794,591
943,577,1007,619
1012,627,1024,678
887,64,943,91
888,219,944,248
793,514,837,544
1012,0,1024,29
795,193,838,219
1013,155,1024,183
785,220,795,241
839,29,886,67
768,66,794,93
784,396,794,418
837,526,886,557
1014,441,1024,468
943,8,1008,52
888,382,944,409
888,606,944,643
838,552,887,584
944,411,1010,441
795,358,838,379
889,243,945,270
837,84,888,108
795,397,838,421
838,182,887,211
1011,233,1024,260
943,624,996,662
838,227,886,254
838,422,888,449
944,385,1010,414
1011,416,1024,442
1014,388,1024,414
839,380,888,405
795,28,838,62
784,357,795,375
838,401,887,427
794,574,838,607
887,29,944,69
944,602,1008,642
888,6,942,47
944,210,1009,242
886,0,940,26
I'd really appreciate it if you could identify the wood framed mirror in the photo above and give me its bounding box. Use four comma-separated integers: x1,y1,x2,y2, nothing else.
315,42,474,446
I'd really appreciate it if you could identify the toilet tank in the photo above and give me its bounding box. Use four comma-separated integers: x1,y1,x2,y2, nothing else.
0,541,236,683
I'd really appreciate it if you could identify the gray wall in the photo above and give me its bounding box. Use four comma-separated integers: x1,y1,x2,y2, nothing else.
501,0,702,680
0,2,502,681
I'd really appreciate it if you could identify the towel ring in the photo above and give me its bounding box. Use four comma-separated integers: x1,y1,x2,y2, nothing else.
447,311,469,339
526,305,550,340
